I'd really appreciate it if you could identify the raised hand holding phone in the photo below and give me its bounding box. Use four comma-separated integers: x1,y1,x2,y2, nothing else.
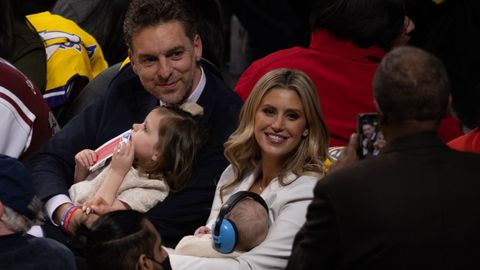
357,113,385,159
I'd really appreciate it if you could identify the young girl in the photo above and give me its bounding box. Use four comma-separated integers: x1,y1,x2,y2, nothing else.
69,102,207,214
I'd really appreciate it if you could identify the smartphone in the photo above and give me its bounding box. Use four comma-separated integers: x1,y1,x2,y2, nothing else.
357,113,384,159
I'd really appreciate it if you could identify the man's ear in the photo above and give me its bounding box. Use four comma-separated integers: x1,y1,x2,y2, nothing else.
137,254,153,270
193,34,203,62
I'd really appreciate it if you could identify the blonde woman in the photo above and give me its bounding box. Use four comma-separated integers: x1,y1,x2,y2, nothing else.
169,68,329,270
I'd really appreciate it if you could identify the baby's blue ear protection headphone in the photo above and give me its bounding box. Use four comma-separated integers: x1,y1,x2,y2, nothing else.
212,191,269,254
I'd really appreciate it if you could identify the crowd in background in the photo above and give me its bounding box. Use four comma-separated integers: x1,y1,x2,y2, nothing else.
1,0,480,270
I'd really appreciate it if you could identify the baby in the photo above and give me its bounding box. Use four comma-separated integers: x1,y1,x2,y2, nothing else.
175,196,269,257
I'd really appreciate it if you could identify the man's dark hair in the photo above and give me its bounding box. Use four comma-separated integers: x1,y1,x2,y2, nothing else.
373,46,450,124
123,0,197,49
309,0,406,49
78,210,158,270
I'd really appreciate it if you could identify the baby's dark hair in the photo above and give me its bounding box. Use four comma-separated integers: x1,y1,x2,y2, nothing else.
137,104,208,192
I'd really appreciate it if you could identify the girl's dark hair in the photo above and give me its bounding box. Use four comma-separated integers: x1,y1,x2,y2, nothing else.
137,106,208,192
77,210,157,270
310,0,406,50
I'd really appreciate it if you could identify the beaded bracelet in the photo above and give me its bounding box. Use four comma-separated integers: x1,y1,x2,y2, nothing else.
63,207,79,234
60,205,78,234
60,205,75,228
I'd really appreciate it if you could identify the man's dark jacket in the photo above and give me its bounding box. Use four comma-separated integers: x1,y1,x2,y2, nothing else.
287,132,480,270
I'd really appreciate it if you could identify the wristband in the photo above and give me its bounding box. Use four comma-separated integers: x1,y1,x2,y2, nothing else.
63,207,79,234
60,205,75,228
61,205,78,234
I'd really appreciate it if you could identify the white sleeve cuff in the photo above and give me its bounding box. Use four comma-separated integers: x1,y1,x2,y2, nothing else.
45,194,73,225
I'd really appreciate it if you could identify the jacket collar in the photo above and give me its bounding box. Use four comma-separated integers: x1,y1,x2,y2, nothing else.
382,131,446,154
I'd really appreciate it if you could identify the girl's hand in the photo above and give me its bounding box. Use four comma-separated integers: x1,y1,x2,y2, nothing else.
111,141,134,177
74,149,97,182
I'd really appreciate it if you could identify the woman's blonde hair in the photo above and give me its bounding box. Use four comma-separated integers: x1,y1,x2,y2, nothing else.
222,69,329,194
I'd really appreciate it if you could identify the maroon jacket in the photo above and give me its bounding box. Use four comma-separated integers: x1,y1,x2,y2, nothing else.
0,58,56,161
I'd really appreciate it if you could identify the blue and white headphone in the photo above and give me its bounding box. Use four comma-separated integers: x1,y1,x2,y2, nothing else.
211,191,270,254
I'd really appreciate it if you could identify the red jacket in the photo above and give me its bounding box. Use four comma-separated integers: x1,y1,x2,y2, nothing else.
448,127,480,153
235,30,463,146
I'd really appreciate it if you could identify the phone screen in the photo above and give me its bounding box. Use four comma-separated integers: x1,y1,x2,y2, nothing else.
357,113,385,159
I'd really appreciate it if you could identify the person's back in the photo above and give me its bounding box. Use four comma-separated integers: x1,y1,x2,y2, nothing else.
0,154,76,270
318,136,480,269
286,47,480,270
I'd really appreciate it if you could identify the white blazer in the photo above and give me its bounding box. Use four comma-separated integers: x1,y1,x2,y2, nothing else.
169,164,321,270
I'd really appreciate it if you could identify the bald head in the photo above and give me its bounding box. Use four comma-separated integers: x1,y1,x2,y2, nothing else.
373,46,450,125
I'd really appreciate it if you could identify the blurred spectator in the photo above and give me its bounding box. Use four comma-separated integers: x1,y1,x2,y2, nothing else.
0,0,108,127
188,0,225,70
27,11,108,125
23,0,56,14
52,0,130,66
447,83,480,153
0,0,47,93
219,0,310,60
0,58,58,162
406,0,480,129
77,210,170,270
0,154,77,270
235,0,415,146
